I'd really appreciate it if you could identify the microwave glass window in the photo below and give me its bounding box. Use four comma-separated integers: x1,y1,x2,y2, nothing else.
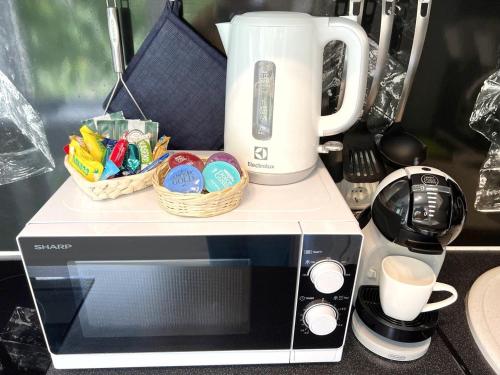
67,260,251,338
24,235,300,354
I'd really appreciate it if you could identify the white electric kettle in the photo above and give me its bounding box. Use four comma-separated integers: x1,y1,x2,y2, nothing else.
217,12,368,185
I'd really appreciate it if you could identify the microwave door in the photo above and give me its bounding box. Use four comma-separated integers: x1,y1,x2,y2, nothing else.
68,259,252,338
21,234,301,355
29,273,94,351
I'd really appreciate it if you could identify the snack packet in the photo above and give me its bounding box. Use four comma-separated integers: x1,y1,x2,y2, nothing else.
68,139,103,182
140,152,170,173
109,137,129,168
152,135,171,160
80,125,105,163
94,120,117,139
64,135,86,155
69,135,86,148
83,111,125,131
136,135,153,169
69,138,93,160
100,159,120,180
122,144,141,174
102,138,117,155
126,131,153,169
116,119,159,148
145,121,159,148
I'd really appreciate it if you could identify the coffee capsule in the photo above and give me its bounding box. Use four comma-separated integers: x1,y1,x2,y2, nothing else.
168,152,204,171
163,165,204,193
202,161,241,192
206,152,242,174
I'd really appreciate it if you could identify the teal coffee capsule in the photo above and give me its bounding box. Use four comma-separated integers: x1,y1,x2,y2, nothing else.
202,161,241,192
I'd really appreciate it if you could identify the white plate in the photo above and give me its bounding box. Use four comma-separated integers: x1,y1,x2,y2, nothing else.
466,266,500,374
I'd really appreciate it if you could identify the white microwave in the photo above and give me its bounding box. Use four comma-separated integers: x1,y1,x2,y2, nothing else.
17,160,362,370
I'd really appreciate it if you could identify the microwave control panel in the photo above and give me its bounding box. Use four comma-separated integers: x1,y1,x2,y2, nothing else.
293,234,362,349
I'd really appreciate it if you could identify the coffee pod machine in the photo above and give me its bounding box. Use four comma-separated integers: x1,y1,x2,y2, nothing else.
352,166,467,361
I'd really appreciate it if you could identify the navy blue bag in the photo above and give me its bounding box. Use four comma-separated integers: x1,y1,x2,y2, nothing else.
104,0,226,150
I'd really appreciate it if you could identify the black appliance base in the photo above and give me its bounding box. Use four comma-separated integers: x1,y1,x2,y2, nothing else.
355,285,439,343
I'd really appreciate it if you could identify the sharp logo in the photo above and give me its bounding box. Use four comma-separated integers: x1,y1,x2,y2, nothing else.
34,244,72,251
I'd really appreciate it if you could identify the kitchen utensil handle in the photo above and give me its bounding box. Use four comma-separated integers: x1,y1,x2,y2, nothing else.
395,0,432,122
336,0,365,110
421,282,458,313
347,0,365,24
118,0,134,66
315,18,368,137
107,4,124,74
364,0,395,114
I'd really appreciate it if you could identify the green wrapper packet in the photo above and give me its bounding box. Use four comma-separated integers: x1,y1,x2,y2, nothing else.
116,120,158,149
84,115,158,150
82,112,125,133
137,138,153,169
122,144,141,174
95,120,117,139
115,119,159,148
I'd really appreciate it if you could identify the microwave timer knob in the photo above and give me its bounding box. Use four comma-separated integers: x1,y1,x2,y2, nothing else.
309,260,344,294
303,302,338,336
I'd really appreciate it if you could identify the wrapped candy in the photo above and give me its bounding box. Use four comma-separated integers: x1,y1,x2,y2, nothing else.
68,139,103,182
80,125,105,163
109,137,129,168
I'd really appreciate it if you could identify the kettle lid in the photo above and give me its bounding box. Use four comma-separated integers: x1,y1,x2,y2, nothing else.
233,11,314,27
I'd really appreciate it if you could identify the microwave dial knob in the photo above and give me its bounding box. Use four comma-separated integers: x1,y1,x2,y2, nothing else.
304,303,338,336
309,260,344,294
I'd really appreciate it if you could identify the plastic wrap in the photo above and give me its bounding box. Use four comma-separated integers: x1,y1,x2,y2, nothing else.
321,1,417,133
0,70,54,185
470,70,500,144
322,38,406,130
469,69,500,212
365,0,416,133
0,307,51,373
365,39,406,133
322,40,346,115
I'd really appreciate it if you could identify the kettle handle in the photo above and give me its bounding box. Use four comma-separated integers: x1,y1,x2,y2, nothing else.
315,17,368,137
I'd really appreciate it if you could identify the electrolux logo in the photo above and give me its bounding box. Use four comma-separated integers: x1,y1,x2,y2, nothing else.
34,244,72,251
254,146,268,160
248,161,274,169
421,175,439,185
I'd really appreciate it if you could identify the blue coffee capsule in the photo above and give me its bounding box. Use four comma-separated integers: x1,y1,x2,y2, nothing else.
163,165,204,193
202,161,241,192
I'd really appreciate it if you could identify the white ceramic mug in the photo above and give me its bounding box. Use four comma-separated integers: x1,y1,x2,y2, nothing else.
380,256,458,321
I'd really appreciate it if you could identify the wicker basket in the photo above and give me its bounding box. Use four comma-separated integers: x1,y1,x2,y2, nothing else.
152,157,249,217
64,156,155,200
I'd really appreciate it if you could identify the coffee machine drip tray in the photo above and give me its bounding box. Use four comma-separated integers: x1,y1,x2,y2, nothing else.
352,311,432,362
355,286,439,343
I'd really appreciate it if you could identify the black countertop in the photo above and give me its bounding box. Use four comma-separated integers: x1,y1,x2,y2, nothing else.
42,251,500,375
435,251,500,375
46,333,465,375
